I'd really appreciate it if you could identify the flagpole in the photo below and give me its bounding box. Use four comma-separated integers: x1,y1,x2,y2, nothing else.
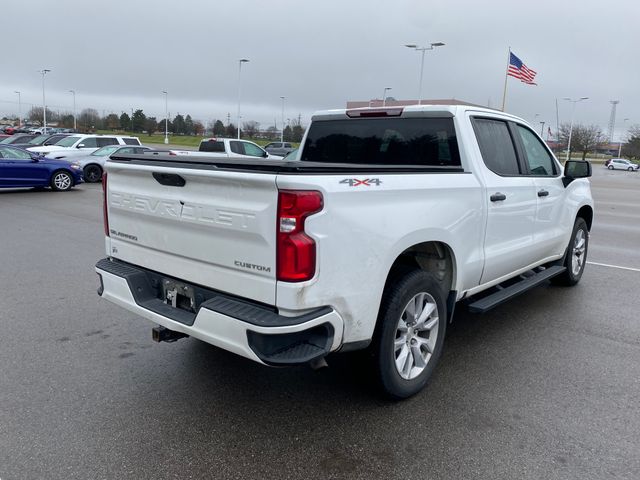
501,47,511,111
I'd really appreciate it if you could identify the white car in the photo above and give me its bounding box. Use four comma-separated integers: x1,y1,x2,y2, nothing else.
74,144,153,183
606,158,639,171
28,135,141,160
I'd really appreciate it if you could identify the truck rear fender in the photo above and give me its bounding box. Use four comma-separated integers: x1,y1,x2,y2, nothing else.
380,240,457,324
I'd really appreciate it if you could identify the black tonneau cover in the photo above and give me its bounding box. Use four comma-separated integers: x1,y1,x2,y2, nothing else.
108,153,465,175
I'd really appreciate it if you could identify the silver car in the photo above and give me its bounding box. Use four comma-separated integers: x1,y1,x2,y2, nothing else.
75,145,152,182
264,142,295,157
606,158,639,171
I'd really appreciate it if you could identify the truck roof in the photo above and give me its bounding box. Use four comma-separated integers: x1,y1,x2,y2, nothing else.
312,104,526,124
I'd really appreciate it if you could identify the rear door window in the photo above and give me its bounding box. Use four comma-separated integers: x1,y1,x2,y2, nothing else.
301,117,460,166
123,138,141,145
472,118,520,176
230,141,245,154
97,138,119,147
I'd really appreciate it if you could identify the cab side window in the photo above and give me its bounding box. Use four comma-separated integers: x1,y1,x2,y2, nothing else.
516,125,556,176
473,118,521,176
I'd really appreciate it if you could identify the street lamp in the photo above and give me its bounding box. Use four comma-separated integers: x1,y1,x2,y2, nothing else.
382,87,392,107
14,91,21,127
39,69,51,132
563,97,589,162
237,58,249,139
68,90,76,131
618,118,630,157
280,96,285,142
404,42,445,105
162,91,168,144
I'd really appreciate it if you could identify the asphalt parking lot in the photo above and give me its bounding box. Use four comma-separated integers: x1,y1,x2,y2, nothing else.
1,167,638,480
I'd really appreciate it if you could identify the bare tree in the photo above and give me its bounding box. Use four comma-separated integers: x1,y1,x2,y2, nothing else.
242,121,260,138
624,124,640,159
79,108,101,131
558,123,604,160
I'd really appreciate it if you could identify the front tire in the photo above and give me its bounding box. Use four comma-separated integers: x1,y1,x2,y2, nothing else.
551,217,588,286
50,170,74,191
83,164,103,183
372,270,447,399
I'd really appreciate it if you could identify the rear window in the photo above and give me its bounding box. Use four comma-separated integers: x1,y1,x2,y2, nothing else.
123,138,140,145
200,140,225,152
300,117,460,166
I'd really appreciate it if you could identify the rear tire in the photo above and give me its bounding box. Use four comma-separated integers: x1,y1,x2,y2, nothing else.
372,270,447,399
83,164,103,183
50,170,73,191
551,217,588,286
608,165,614,170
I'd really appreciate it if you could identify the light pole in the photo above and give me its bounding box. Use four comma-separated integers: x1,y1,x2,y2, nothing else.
382,87,392,107
237,58,249,139
14,91,21,127
68,90,76,131
563,97,588,162
404,42,445,105
39,69,51,132
280,96,285,142
162,91,168,144
618,118,630,157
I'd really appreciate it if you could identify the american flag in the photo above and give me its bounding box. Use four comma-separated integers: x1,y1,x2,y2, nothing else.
507,52,537,85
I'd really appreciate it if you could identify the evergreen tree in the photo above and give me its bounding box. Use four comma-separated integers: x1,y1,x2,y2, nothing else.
213,119,225,136
131,109,146,133
184,115,194,135
119,112,131,131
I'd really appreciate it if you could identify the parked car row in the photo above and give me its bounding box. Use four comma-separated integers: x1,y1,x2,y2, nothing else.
0,134,145,191
0,125,75,135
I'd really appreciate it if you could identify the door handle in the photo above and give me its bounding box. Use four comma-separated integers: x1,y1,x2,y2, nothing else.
490,192,506,202
537,189,549,197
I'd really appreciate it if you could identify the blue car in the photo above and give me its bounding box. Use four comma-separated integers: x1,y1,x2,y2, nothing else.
0,145,83,191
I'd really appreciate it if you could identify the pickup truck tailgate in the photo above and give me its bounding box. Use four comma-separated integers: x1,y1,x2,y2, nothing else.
105,162,278,305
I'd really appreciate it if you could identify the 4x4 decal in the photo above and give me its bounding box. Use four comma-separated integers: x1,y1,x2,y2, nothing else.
339,178,382,187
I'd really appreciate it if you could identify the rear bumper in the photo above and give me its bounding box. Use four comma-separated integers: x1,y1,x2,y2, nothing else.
95,258,343,365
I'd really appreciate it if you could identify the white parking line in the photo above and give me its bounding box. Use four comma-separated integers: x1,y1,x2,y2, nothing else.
587,261,640,273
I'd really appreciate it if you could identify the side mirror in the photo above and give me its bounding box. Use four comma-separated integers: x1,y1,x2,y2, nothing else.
262,150,269,158
31,155,40,162
77,144,85,148
563,160,592,187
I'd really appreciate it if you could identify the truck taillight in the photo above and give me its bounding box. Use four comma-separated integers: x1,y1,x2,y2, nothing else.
102,172,109,237
277,190,323,282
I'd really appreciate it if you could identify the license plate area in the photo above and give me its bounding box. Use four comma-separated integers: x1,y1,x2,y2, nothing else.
163,280,196,313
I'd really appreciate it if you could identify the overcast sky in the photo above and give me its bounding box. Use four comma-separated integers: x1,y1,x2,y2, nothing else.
1,0,638,140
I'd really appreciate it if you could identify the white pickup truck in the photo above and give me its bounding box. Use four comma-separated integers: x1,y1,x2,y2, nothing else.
96,104,594,398
170,137,283,159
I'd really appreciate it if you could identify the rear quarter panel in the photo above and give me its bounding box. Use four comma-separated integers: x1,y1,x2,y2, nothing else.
275,172,485,344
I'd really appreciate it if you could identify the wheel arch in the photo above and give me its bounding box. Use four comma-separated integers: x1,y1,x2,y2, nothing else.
381,241,457,321
576,205,593,231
